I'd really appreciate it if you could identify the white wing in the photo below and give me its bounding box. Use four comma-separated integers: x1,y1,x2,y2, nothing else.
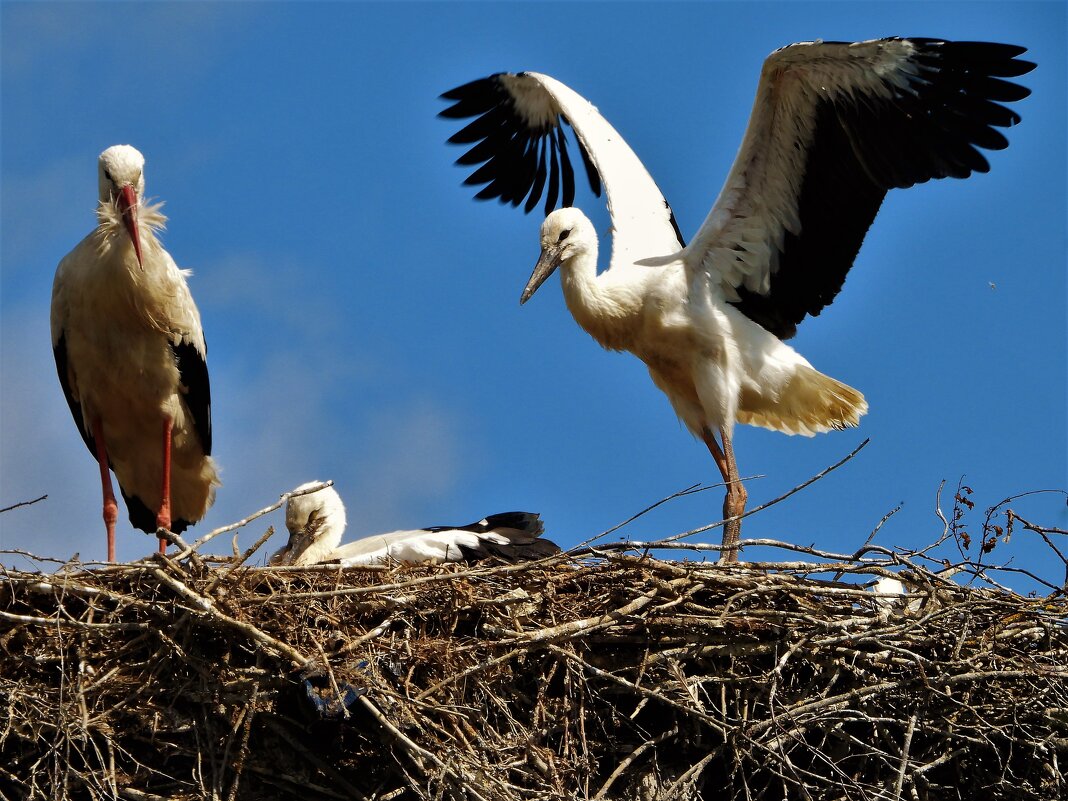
441,72,684,271
335,528,492,566
335,512,556,566
685,38,1033,338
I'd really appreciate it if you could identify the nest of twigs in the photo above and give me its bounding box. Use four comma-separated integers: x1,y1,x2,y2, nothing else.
2,504,1067,801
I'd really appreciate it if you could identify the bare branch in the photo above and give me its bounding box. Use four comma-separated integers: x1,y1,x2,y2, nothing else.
0,495,47,514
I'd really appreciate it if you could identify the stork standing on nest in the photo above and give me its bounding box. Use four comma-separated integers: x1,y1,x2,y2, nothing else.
271,482,558,566
51,145,219,562
441,38,1035,562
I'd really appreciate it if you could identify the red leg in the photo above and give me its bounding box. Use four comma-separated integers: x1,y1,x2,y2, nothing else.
91,419,119,562
156,417,173,554
702,427,747,563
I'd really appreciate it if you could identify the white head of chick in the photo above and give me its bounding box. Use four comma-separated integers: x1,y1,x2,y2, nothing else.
271,481,347,566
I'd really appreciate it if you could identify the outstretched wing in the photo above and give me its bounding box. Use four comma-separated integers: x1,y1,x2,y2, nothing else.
441,72,684,270
686,38,1034,339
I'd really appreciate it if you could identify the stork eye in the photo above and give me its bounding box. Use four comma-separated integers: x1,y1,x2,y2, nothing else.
557,228,572,243
103,169,113,183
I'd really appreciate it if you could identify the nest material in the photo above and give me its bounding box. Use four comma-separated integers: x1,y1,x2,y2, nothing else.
2,541,1067,801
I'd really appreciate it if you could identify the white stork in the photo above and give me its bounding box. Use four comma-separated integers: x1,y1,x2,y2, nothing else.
271,481,558,566
441,38,1035,562
51,145,219,562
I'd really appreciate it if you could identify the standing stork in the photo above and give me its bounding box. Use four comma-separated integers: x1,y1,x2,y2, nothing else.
271,481,558,566
51,145,219,562
441,38,1034,562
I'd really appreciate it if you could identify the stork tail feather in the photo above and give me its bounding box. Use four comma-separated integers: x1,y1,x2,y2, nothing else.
739,365,867,437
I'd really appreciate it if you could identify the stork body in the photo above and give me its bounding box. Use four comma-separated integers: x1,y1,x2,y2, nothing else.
272,482,558,567
51,145,219,561
442,38,1035,561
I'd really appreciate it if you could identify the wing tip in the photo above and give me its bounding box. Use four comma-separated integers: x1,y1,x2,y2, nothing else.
440,71,603,218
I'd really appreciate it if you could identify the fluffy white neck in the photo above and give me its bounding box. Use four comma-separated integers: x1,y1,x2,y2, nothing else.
559,236,641,352
93,200,167,273
292,517,346,565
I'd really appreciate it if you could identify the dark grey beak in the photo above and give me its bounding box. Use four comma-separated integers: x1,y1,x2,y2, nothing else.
521,247,562,305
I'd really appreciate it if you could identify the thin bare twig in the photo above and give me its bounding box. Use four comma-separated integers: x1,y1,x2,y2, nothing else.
0,495,47,514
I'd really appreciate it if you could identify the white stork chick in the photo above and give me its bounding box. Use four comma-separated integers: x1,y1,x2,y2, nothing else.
51,145,219,561
271,481,559,567
441,38,1035,563
272,481,349,566
871,576,923,619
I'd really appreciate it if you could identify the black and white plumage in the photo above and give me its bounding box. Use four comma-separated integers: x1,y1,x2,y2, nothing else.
51,145,219,561
271,482,559,567
441,38,1034,562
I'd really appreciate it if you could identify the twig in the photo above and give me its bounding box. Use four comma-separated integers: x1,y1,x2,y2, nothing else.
486,586,662,644
892,712,918,801
188,481,333,552
1011,510,1068,538
0,495,47,514
574,482,717,550
592,726,679,800
934,479,950,543
203,525,277,595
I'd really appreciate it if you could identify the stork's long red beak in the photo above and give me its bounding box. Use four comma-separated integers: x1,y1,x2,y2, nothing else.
116,184,143,268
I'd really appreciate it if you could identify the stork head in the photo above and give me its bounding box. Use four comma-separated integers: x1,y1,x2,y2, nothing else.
522,207,594,305
272,482,348,566
98,145,146,267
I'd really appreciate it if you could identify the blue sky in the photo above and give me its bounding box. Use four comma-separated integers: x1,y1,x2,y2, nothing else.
2,2,1064,588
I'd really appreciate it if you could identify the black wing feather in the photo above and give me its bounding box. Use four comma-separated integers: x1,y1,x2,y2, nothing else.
172,337,212,455
525,138,549,214
557,125,576,209
440,73,603,216
545,136,560,214
730,38,1034,339
118,336,210,536
114,336,213,536
425,512,559,563
120,488,193,535
53,333,96,459
455,536,560,564
424,511,543,536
